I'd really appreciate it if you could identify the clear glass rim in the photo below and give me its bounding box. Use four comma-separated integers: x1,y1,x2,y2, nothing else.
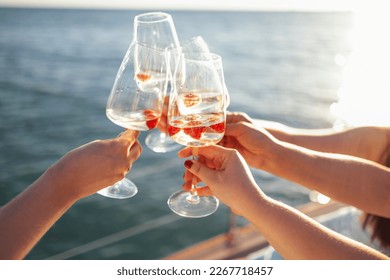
134,12,172,24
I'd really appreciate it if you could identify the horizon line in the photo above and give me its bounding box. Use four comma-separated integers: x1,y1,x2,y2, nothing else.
0,2,355,13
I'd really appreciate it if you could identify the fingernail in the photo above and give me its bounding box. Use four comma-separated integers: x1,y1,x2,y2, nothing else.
184,160,193,169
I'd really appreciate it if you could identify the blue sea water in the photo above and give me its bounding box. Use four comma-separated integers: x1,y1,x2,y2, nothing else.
0,8,354,259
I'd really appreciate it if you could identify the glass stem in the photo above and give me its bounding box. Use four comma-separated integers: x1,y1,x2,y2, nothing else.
187,147,200,204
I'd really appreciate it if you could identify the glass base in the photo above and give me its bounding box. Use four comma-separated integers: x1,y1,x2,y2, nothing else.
167,190,219,218
97,178,138,199
145,131,180,153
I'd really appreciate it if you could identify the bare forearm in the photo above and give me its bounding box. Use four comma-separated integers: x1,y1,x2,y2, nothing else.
256,121,390,164
0,168,76,259
253,119,338,150
243,195,388,259
263,141,390,217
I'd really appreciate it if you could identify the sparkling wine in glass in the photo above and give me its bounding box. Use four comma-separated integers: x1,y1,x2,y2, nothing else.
133,12,182,153
98,42,170,199
167,52,227,218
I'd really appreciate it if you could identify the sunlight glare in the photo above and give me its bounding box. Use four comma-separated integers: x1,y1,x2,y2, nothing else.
331,2,390,127
309,191,331,205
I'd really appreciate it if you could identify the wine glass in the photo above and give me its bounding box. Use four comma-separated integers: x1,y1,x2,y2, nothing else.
182,36,230,109
133,12,180,51
209,51,231,110
145,36,213,152
182,36,210,53
98,41,170,199
133,12,182,153
167,52,227,218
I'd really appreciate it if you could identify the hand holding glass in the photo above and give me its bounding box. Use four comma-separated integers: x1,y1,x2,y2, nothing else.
98,42,169,199
167,52,227,217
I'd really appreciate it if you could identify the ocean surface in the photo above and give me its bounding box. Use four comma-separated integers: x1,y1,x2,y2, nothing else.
0,8,354,259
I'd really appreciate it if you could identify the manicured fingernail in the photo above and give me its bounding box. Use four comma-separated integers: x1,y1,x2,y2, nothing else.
184,160,193,169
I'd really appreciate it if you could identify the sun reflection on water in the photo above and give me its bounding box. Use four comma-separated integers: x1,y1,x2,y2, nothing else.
331,3,390,128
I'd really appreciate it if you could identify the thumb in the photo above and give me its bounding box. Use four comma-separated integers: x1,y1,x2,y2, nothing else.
117,129,139,145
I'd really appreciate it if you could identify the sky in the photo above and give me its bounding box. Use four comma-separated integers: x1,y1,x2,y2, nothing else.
0,0,356,12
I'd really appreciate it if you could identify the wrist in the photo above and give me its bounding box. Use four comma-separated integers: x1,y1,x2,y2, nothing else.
41,164,79,205
256,137,284,173
233,184,267,219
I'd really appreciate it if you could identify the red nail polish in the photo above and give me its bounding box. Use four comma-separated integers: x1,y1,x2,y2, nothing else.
184,160,193,169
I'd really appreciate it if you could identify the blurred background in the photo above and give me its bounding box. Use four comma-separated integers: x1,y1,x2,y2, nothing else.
1,0,389,259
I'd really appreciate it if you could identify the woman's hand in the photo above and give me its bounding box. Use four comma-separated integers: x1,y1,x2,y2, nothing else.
50,129,142,200
178,145,264,214
219,112,280,170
